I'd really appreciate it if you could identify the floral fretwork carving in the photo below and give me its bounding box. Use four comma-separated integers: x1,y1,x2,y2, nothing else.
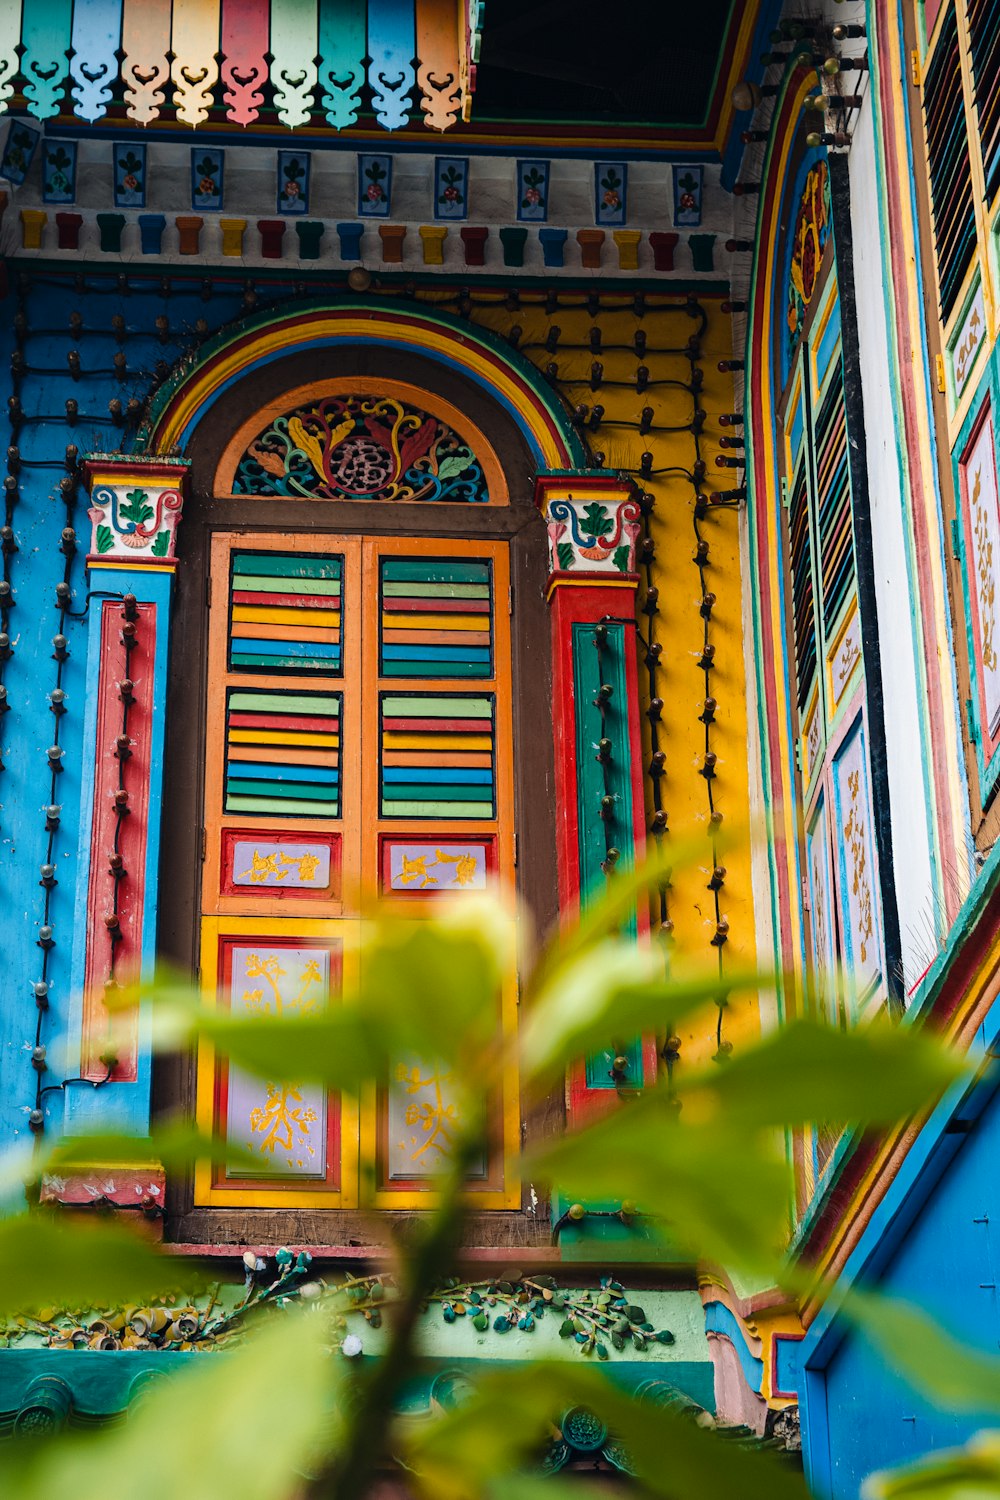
234,394,489,503
842,769,874,966
971,464,998,673
787,159,831,358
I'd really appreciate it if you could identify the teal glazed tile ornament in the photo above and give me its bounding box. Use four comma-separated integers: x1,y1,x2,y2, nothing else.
673,164,703,227
359,154,392,216
277,150,310,214
517,160,549,222
1,121,40,186
434,157,468,221
114,143,147,207
595,162,627,226
191,147,224,211
42,140,77,204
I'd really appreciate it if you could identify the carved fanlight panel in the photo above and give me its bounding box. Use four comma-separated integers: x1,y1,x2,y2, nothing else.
215,382,507,506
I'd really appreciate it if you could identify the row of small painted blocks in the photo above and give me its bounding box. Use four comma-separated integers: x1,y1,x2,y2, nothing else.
16,210,718,272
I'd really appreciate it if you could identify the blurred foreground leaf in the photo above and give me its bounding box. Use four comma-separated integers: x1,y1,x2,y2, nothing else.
527,1097,790,1275
682,1017,968,1129
20,1121,259,1183
534,839,724,986
144,901,512,1086
404,1362,810,1500
847,1294,1000,1414
522,940,757,1089
0,1306,336,1500
864,1430,1000,1499
0,1215,196,1319
353,900,512,1060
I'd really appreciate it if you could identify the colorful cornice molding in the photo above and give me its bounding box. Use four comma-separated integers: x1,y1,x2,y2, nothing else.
0,0,771,158
0,0,476,132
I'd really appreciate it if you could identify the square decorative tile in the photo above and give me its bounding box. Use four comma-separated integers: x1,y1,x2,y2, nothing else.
358,153,392,216
191,146,224,211
113,141,147,207
595,162,627,225
277,149,310,214
434,156,469,221
517,159,549,222
42,138,77,203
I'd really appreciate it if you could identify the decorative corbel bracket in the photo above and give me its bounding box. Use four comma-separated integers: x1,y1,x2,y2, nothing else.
85,459,186,564
535,472,642,589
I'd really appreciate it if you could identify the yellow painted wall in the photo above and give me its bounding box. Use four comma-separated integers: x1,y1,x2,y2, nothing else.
412,288,758,1071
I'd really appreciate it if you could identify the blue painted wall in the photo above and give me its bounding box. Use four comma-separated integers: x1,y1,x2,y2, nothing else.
0,270,245,1167
805,1079,1000,1498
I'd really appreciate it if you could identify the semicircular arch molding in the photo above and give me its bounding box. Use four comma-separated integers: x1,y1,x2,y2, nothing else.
139,298,587,475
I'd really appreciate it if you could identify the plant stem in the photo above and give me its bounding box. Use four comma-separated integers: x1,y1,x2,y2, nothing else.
315,1126,485,1497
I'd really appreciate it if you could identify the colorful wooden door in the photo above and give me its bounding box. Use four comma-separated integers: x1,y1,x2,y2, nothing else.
195,531,517,1209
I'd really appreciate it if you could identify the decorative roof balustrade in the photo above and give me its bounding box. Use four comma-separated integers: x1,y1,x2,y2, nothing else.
0,0,480,132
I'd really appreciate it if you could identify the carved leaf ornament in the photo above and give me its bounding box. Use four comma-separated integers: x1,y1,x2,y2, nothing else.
234,395,490,503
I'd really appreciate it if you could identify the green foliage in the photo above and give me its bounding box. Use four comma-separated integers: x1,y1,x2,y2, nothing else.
0,864,992,1496
846,1293,1000,1414
865,1431,1000,1499
678,1016,967,1130
521,937,753,1090
0,1216,194,1320
528,1100,792,1273
0,1309,334,1500
403,1364,811,1500
95,523,114,554
150,529,170,557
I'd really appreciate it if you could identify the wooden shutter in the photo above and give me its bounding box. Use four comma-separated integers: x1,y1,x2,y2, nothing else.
969,0,1000,201
196,532,518,1210
923,4,978,316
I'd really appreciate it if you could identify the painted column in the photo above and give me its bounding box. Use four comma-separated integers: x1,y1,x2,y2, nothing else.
43,457,188,1216
534,472,656,1126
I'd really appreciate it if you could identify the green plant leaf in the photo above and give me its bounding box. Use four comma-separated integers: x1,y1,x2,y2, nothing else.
0,1307,337,1500
160,1002,387,1088
521,939,755,1089
680,1016,969,1130
526,1095,791,1275
141,903,512,1086
532,836,735,991
351,901,513,1062
864,1430,1000,1499
11,1120,260,1188
847,1293,1000,1415
404,1363,811,1500
96,523,114,554
151,529,170,557
0,1215,197,1319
